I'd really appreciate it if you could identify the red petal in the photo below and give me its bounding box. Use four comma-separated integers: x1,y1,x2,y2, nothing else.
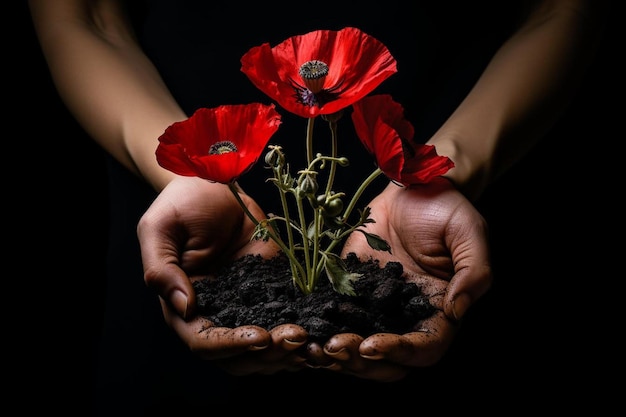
352,95,453,186
156,104,281,183
241,27,397,118
400,144,455,185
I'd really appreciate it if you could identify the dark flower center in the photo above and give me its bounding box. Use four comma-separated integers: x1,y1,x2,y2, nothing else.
291,59,344,108
298,60,328,94
209,141,237,155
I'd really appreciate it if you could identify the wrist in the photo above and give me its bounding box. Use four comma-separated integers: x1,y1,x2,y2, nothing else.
427,136,488,202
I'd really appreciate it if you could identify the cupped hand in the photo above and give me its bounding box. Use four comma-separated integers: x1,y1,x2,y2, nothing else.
306,177,492,381
137,176,308,374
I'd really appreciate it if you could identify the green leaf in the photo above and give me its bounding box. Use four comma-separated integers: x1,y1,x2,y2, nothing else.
322,215,346,231
358,206,372,222
306,221,316,242
359,230,392,253
324,253,361,296
252,222,271,242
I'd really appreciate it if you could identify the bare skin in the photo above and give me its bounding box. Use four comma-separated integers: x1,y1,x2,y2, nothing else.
316,179,490,381
138,177,310,374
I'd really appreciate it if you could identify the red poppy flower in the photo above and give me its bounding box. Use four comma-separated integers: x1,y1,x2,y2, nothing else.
351,94,454,186
156,104,282,183
240,27,397,119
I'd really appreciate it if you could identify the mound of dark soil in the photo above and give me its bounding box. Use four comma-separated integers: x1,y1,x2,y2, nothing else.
193,252,436,343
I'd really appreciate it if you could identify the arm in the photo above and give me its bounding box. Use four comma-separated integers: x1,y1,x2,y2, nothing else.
28,0,182,191
29,0,308,372
429,0,609,200
322,0,609,380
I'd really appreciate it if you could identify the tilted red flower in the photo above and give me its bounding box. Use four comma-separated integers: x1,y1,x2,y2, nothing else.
351,94,454,186
156,104,282,183
240,27,397,119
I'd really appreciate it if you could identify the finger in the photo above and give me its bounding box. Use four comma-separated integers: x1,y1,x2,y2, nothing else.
239,324,308,363
321,334,407,381
321,333,361,372
323,333,363,361
163,302,272,360
270,324,308,351
138,211,197,319
444,221,493,321
444,264,492,322
304,342,335,368
358,311,457,367
195,325,272,359
214,325,309,375
148,264,197,319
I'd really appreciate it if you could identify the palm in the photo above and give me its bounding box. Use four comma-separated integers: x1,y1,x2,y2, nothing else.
343,178,465,281
310,178,492,381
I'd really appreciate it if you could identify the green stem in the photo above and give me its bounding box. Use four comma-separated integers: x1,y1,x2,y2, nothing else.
319,168,384,261
342,168,383,221
227,183,308,293
324,120,338,196
310,207,324,291
294,185,313,289
306,117,315,165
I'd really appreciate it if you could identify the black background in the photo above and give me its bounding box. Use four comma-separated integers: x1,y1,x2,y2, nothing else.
12,1,621,412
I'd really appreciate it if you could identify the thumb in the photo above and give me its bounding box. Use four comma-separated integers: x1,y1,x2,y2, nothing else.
444,263,492,322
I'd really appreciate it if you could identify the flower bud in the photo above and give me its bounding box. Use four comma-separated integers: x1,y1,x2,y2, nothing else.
298,173,319,196
264,145,283,167
324,197,344,217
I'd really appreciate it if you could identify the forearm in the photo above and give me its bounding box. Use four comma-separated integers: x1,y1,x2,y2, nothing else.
29,0,185,191
427,0,608,201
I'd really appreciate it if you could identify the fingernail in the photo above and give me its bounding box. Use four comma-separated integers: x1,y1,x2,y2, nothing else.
361,353,384,360
452,293,471,321
284,338,306,347
249,344,268,351
325,348,350,361
171,289,189,319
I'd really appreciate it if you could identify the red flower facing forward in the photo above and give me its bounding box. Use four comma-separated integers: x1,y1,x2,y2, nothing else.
156,104,282,183
241,27,397,119
351,94,454,186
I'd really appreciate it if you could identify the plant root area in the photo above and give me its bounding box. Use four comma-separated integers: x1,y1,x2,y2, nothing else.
193,252,436,343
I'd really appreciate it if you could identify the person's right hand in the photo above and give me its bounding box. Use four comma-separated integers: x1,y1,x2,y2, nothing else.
137,176,309,375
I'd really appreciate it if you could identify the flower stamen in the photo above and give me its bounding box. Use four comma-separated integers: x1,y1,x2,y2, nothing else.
299,60,329,94
209,141,237,155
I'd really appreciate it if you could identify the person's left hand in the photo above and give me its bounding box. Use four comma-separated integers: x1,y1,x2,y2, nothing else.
304,177,493,381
